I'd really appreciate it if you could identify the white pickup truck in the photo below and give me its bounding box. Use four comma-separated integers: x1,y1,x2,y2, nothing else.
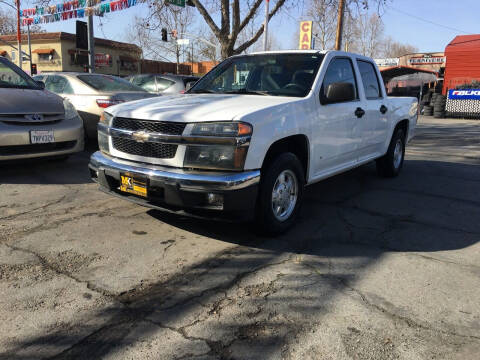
89,50,417,234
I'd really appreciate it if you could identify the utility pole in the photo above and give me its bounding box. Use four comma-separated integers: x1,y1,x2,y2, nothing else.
16,0,21,68
263,0,269,51
335,0,346,51
87,14,95,73
27,23,32,72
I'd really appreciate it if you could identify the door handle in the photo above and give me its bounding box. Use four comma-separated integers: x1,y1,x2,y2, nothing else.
380,105,388,114
355,107,365,118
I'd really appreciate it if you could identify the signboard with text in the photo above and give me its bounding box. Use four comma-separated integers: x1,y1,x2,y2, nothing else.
408,56,445,65
166,0,185,7
448,89,480,100
375,58,399,67
298,21,313,50
95,53,111,67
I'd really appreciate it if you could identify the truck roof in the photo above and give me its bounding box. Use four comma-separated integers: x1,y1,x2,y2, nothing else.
250,49,327,55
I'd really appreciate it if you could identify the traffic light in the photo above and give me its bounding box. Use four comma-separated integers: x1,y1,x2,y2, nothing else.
171,29,178,39
161,28,168,42
30,63,37,75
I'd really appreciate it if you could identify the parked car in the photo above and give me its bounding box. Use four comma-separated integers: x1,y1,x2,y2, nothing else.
0,57,84,161
126,74,199,94
33,73,157,139
89,51,418,234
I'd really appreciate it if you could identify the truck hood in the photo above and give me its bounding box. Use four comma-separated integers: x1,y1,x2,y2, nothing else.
106,94,301,123
0,88,63,114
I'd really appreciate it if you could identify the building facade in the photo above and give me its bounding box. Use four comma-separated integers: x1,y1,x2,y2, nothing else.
0,32,142,76
376,52,446,73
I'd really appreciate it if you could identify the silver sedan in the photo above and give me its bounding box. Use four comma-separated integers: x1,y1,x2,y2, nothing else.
0,57,84,161
34,73,157,139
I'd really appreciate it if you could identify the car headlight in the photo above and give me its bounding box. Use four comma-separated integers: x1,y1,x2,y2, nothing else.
184,122,252,170
98,112,113,154
63,99,79,121
99,111,113,125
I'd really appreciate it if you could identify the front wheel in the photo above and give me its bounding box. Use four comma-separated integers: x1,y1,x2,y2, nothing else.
376,129,405,177
255,153,305,235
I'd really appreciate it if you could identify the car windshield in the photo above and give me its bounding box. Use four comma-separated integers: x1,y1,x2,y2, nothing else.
190,53,324,97
77,74,146,92
0,58,41,90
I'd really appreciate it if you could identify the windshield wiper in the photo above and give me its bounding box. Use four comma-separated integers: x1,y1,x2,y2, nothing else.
224,89,269,96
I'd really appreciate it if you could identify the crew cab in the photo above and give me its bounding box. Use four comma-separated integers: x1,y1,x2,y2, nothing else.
89,50,417,234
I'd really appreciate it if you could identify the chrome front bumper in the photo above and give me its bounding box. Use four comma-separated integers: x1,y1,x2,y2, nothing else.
89,151,260,191
89,151,261,217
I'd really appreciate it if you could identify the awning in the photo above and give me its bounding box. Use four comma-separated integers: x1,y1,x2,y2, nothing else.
380,65,438,83
0,50,7,56
32,48,54,55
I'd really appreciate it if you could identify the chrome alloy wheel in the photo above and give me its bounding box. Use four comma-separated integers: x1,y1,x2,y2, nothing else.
393,139,404,170
271,169,298,222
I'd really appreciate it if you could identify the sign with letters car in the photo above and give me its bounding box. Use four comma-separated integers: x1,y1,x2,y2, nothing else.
448,89,480,100
298,21,313,50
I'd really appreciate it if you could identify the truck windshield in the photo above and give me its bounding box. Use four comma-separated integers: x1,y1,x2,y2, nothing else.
190,53,324,97
0,58,42,90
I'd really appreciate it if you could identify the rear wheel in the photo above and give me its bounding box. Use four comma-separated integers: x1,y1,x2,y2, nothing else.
255,153,305,235
376,129,405,178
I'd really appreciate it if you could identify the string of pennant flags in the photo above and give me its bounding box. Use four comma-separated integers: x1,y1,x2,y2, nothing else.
21,0,138,25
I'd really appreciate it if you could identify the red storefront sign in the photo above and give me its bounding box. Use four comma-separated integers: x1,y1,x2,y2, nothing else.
95,53,111,67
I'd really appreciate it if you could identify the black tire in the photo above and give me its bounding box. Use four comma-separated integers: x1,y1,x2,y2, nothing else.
254,152,305,235
423,105,433,116
376,129,405,178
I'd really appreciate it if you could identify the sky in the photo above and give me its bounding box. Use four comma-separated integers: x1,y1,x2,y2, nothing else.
2,0,479,58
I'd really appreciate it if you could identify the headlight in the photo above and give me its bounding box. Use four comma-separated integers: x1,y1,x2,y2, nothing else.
99,111,113,125
63,99,79,121
191,122,252,137
184,145,248,171
185,121,252,170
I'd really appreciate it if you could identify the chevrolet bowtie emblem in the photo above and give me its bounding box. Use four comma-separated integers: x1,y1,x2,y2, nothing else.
131,131,150,143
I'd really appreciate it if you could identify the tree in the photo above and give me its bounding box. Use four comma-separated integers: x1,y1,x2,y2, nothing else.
0,8,15,35
188,0,287,59
382,36,418,57
355,12,384,58
307,0,337,50
129,1,196,71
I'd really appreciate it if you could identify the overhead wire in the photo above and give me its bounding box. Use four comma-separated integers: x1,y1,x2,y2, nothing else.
387,6,472,35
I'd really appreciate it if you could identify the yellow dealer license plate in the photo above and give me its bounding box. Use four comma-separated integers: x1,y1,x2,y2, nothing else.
119,173,147,198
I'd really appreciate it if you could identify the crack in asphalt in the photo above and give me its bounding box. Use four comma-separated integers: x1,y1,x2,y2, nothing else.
0,195,67,221
3,243,120,302
25,244,293,359
301,261,480,343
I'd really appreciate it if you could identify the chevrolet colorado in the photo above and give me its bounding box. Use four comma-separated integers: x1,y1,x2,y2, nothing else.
89,50,418,234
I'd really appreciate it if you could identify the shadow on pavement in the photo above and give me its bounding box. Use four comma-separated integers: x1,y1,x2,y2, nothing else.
3,157,479,359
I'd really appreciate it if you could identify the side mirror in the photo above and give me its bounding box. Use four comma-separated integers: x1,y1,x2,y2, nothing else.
322,82,355,104
36,80,45,89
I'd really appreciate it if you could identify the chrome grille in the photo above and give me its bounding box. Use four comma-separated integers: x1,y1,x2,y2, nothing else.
112,117,186,135
112,137,177,159
0,113,64,124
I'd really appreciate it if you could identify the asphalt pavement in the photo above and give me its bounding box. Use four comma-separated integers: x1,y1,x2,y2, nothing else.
1,116,479,360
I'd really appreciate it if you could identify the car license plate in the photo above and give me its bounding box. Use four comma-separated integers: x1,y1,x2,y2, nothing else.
30,130,55,144
119,173,148,198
